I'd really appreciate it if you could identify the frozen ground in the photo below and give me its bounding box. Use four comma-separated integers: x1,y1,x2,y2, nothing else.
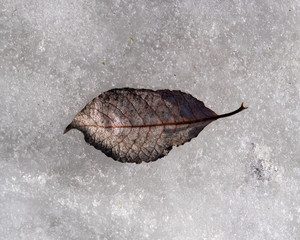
1,0,300,239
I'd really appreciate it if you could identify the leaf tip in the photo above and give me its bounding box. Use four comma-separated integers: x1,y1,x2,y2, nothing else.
64,123,73,134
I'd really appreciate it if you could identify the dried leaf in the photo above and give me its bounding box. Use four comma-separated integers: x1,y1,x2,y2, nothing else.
64,88,247,163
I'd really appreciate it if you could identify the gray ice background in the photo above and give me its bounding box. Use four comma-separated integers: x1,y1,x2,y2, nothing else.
1,0,300,239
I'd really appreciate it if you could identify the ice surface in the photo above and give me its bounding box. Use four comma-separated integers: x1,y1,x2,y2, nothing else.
1,0,300,239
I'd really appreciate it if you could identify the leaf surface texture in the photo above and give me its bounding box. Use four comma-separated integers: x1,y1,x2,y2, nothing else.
65,88,246,163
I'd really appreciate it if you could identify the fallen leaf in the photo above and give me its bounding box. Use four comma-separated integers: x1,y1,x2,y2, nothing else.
64,88,247,163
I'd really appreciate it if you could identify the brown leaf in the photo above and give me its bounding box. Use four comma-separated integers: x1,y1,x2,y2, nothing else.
64,88,247,163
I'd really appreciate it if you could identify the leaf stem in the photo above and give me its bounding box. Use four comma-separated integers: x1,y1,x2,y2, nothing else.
213,103,248,120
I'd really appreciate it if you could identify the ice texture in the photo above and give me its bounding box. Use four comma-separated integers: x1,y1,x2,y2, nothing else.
1,0,299,239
